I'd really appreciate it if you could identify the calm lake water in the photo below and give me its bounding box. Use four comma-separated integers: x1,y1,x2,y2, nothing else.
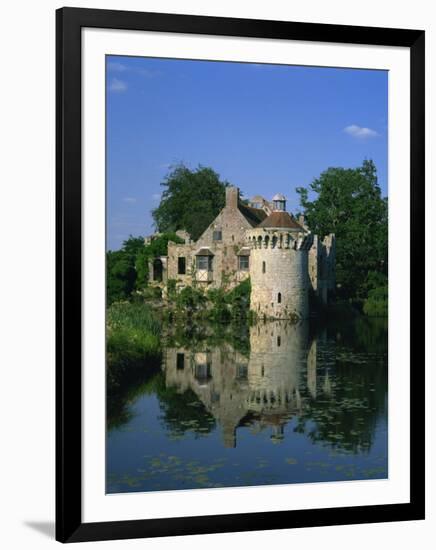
107,316,388,493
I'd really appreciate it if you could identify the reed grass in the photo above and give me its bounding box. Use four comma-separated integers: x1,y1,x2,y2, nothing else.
107,302,162,389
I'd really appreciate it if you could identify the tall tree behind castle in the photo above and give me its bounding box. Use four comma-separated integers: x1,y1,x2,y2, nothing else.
152,164,229,241
297,159,388,303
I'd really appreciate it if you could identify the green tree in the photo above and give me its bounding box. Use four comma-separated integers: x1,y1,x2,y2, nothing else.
152,164,229,241
107,236,143,304
107,249,137,304
297,159,388,303
107,233,186,303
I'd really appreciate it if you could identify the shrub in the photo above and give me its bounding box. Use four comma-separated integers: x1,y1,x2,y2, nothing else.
175,286,206,316
363,285,388,317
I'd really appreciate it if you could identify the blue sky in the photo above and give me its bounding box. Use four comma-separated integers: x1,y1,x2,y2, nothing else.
106,56,388,251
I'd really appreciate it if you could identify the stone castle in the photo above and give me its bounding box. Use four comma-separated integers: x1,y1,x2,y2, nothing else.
148,186,335,319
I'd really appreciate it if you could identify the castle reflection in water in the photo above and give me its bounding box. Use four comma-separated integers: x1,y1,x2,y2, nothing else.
164,322,332,448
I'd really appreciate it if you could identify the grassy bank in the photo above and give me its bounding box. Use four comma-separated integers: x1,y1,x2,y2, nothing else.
107,302,162,390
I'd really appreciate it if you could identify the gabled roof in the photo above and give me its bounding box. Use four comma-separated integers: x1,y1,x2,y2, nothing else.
238,202,268,227
195,247,214,256
258,211,304,230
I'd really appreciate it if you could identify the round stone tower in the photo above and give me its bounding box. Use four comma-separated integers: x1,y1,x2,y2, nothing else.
247,194,312,320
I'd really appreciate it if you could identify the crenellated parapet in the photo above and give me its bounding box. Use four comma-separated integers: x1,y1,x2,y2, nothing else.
247,228,313,251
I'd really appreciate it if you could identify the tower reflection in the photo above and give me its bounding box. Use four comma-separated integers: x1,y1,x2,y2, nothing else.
164,321,321,448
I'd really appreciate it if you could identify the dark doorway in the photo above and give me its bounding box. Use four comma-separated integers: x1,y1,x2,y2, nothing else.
153,258,163,282
178,257,186,275
176,353,185,370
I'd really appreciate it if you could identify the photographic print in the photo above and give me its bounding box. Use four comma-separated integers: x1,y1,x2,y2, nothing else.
105,56,388,494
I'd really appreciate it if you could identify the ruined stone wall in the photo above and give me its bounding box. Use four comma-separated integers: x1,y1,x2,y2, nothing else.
308,235,320,293
166,241,196,286
308,233,336,304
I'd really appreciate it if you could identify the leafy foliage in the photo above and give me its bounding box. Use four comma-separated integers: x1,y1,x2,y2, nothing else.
296,159,388,306
208,278,251,322
107,233,184,304
363,285,388,317
152,164,229,241
165,279,252,323
174,286,207,315
106,248,137,305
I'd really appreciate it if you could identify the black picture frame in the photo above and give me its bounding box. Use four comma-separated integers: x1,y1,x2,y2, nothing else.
56,7,425,543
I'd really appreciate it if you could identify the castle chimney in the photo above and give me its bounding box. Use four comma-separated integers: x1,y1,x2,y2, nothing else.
226,186,239,209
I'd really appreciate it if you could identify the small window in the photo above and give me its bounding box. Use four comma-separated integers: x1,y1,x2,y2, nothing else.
277,336,281,347
236,364,248,379
196,255,213,271
211,391,220,403
238,256,249,271
213,230,222,241
178,257,186,275
278,292,281,303
176,353,185,370
262,261,266,274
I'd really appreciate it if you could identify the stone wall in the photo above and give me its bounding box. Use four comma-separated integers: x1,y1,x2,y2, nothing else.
247,229,311,320
308,233,336,304
165,187,253,290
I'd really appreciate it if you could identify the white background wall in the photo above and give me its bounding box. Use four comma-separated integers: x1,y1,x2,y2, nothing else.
0,0,434,548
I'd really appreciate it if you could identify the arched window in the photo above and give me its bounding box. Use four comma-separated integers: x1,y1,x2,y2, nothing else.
262,261,266,274
278,292,281,303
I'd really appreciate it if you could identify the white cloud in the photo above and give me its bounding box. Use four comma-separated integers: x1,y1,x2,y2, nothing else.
138,68,161,78
107,61,128,72
151,193,161,202
109,78,127,92
123,197,136,203
344,124,379,139
107,60,160,78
